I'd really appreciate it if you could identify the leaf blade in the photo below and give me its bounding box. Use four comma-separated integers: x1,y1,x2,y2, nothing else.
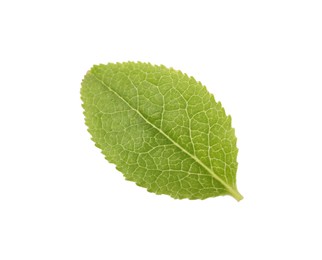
81,62,242,200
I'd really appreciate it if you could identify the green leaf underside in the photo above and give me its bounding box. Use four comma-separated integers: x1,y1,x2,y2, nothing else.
81,62,242,201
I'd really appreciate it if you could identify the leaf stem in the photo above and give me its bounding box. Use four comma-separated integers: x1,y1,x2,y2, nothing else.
228,188,243,202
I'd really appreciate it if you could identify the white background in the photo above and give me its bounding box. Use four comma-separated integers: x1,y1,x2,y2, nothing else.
1,0,321,259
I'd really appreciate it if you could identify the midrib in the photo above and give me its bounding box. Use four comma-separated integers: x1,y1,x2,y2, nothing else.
92,73,242,200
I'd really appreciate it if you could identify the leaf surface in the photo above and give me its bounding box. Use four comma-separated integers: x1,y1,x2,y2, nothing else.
81,62,242,201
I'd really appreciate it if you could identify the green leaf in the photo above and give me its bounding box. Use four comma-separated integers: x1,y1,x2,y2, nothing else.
81,62,242,201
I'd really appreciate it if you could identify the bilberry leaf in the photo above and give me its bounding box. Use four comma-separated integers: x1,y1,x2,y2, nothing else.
81,62,242,201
